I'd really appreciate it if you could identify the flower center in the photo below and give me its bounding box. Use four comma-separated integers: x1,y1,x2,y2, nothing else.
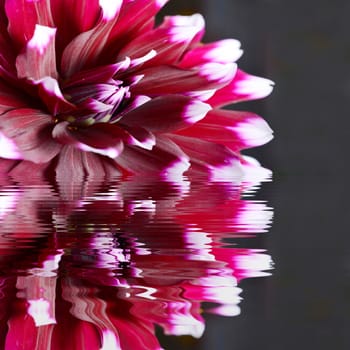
57,78,131,128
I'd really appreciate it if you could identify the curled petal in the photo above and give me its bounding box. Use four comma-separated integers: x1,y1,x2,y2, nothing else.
208,69,275,107
169,134,241,172
120,125,156,150
118,14,205,66
161,13,205,44
35,77,75,115
60,5,123,78
16,24,58,80
121,95,211,133
180,39,243,68
104,0,170,56
0,108,61,163
176,109,273,151
63,59,130,88
131,63,236,96
115,136,190,176
5,0,54,49
52,122,126,158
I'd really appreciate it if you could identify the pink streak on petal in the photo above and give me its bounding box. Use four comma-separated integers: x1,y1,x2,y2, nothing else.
0,132,22,159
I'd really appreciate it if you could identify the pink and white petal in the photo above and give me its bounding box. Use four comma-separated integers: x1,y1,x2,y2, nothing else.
63,59,130,88
120,95,210,133
99,0,123,21
118,14,205,66
0,108,61,163
169,134,241,171
113,95,151,119
179,39,243,68
5,0,54,49
129,50,156,68
52,122,125,158
104,0,170,56
231,116,273,149
115,136,190,176
176,109,273,151
55,145,86,181
240,155,272,183
54,146,121,198
16,24,58,80
199,62,237,87
207,69,274,107
131,63,236,96
119,125,156,150
35,77,75,115
161,13,205,44
60,5,122,78
0,131,22,159
77,142,124,159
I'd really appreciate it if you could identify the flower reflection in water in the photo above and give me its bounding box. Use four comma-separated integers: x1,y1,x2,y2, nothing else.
0,176,273,350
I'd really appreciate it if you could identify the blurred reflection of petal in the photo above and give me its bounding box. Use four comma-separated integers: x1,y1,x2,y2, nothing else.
0,172,273,349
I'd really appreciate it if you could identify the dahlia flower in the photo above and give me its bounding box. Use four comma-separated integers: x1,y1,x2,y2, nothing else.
0,177,273,349
0,0,273,179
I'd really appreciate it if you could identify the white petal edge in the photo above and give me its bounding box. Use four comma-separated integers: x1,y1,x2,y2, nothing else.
229,118,274,147
0,132,22,159
28,25,56,55
235,76,275,99
99,0,122,21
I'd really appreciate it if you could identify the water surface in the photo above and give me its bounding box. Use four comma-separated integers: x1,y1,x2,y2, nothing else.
0,176,273,349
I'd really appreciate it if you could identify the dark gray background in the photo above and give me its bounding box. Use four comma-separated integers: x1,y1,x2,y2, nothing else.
158,1,350,349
